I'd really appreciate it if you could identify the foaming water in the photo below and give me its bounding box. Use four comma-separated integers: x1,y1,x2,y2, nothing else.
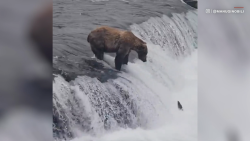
130,11,197,59
70,49,197,141
53,10,197,141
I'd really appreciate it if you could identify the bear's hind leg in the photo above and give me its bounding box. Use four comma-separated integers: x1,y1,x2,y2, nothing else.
91,45,104,60
123,54,129,65
96,51,104,60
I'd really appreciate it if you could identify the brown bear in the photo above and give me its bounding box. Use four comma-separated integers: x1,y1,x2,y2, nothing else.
29,3,52,63
87,26,148,71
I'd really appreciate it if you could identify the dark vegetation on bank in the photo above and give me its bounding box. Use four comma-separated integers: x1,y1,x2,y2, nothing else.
183,0,197,9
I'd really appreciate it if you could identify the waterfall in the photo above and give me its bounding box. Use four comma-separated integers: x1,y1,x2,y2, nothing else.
53,10,197,141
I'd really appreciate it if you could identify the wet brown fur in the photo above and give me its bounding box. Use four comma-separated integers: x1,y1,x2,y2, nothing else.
87,26,148,71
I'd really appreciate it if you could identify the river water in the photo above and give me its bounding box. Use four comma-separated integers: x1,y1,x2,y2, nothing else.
53,0,197,140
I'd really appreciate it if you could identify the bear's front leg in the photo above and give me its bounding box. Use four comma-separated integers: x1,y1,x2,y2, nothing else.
123,54,129,65
115,55,123,71
115,46,129,70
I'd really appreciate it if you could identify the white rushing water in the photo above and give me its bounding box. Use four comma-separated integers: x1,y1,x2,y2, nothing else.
53,10,197,141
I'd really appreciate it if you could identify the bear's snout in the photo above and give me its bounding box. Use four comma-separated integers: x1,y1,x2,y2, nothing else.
140,57,146,62
139,55,147,62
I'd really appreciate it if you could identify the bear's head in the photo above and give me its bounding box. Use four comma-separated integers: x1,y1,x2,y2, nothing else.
137,42,148,62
